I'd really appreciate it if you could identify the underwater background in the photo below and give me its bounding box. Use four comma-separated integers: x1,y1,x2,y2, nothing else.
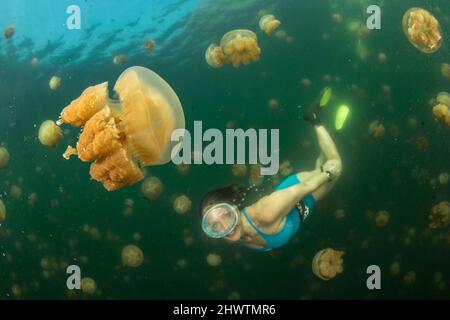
1,0,450,299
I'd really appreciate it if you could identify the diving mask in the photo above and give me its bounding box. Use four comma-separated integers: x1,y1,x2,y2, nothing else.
202,203,239,239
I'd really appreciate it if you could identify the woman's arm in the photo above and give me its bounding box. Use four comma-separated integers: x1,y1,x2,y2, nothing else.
251,171,331,225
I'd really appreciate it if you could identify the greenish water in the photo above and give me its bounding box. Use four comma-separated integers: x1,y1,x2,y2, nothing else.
1,0,450,299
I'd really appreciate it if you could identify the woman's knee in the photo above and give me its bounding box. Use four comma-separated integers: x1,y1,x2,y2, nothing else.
324,159,342,178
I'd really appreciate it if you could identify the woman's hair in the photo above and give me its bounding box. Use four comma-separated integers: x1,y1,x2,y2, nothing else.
198,184,249,217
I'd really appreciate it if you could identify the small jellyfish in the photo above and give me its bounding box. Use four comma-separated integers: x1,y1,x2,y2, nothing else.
440,63,450,79
205,44,228,68
436,91,450,106
368,120,385,139
432,104,450,126
402,8,442,53
143,39,156,52
279,160,293,177
375,210,390,227
259,14,281,36
206,253,222,267
312,248,344,280
38,120,63,148
141,176,163,200
0,199,6,222
274,30,287,40
177,259,188,270
0,146,10,169
113,54,127,65
49,76,61,91
331,13,343,24
31,57,40,67
81,277,97,295
4,25,15,39
176,163,190,175
438,172,449,185
300,78,311,88
428,201,450,229
173,195,192,215
57,66,185,191
377,52,387,63
267,98,279,110
10,185,22,200
221,29,261,68
389,262,400,276
403,271,416,285
121,244,144,267
415,136,428,151
334,209,345,220
28,192,38,207
231,164,247,177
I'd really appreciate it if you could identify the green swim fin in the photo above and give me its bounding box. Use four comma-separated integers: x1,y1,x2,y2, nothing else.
319,87,333,107
335,105,350,130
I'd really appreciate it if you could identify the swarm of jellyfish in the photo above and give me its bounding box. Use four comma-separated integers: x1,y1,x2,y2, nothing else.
57,66,185,191
38,120,63,148
311,248,344,280
428,201,450,229
402,8,442,53
259,14,281,36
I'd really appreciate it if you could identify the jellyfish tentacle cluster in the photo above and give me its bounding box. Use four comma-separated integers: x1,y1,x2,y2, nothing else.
57,66,185,191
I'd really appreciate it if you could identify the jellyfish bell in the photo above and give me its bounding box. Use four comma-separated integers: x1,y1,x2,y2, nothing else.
438,172,449,185
57,66,185,191
173,195,192,215
113,54,127,65
49,76,61,91
81,277,97,295
375,210,390,227
441,63,450,79
259,14,281,36
312,248,344,280
428,201,450,229
432,104,450,126
38,120,63,148
0,147,10,169
368,120,385,139
141,176,163,200
143,39,156,52
206,253,222,267
121,244,144,267
436,91,450,106
4,25,15,39
267,98,279,110
205,44,228,68
220,29,261,68
31,57,40,67
402,8,443,53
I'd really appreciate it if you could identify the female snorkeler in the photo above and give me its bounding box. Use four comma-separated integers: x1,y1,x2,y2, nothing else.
199,88,342,252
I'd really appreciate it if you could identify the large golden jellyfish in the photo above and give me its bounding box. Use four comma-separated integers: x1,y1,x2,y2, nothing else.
57,66,185,191
402,8,443,53
311,248,344,280
428,201,450,229
221,30,261,68
259,14,281,36
0,146,10,169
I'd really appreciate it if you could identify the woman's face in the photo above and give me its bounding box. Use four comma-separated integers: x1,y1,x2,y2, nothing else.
203,204,242,242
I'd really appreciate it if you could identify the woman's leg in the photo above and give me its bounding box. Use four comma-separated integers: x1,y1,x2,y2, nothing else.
297,125,342,201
